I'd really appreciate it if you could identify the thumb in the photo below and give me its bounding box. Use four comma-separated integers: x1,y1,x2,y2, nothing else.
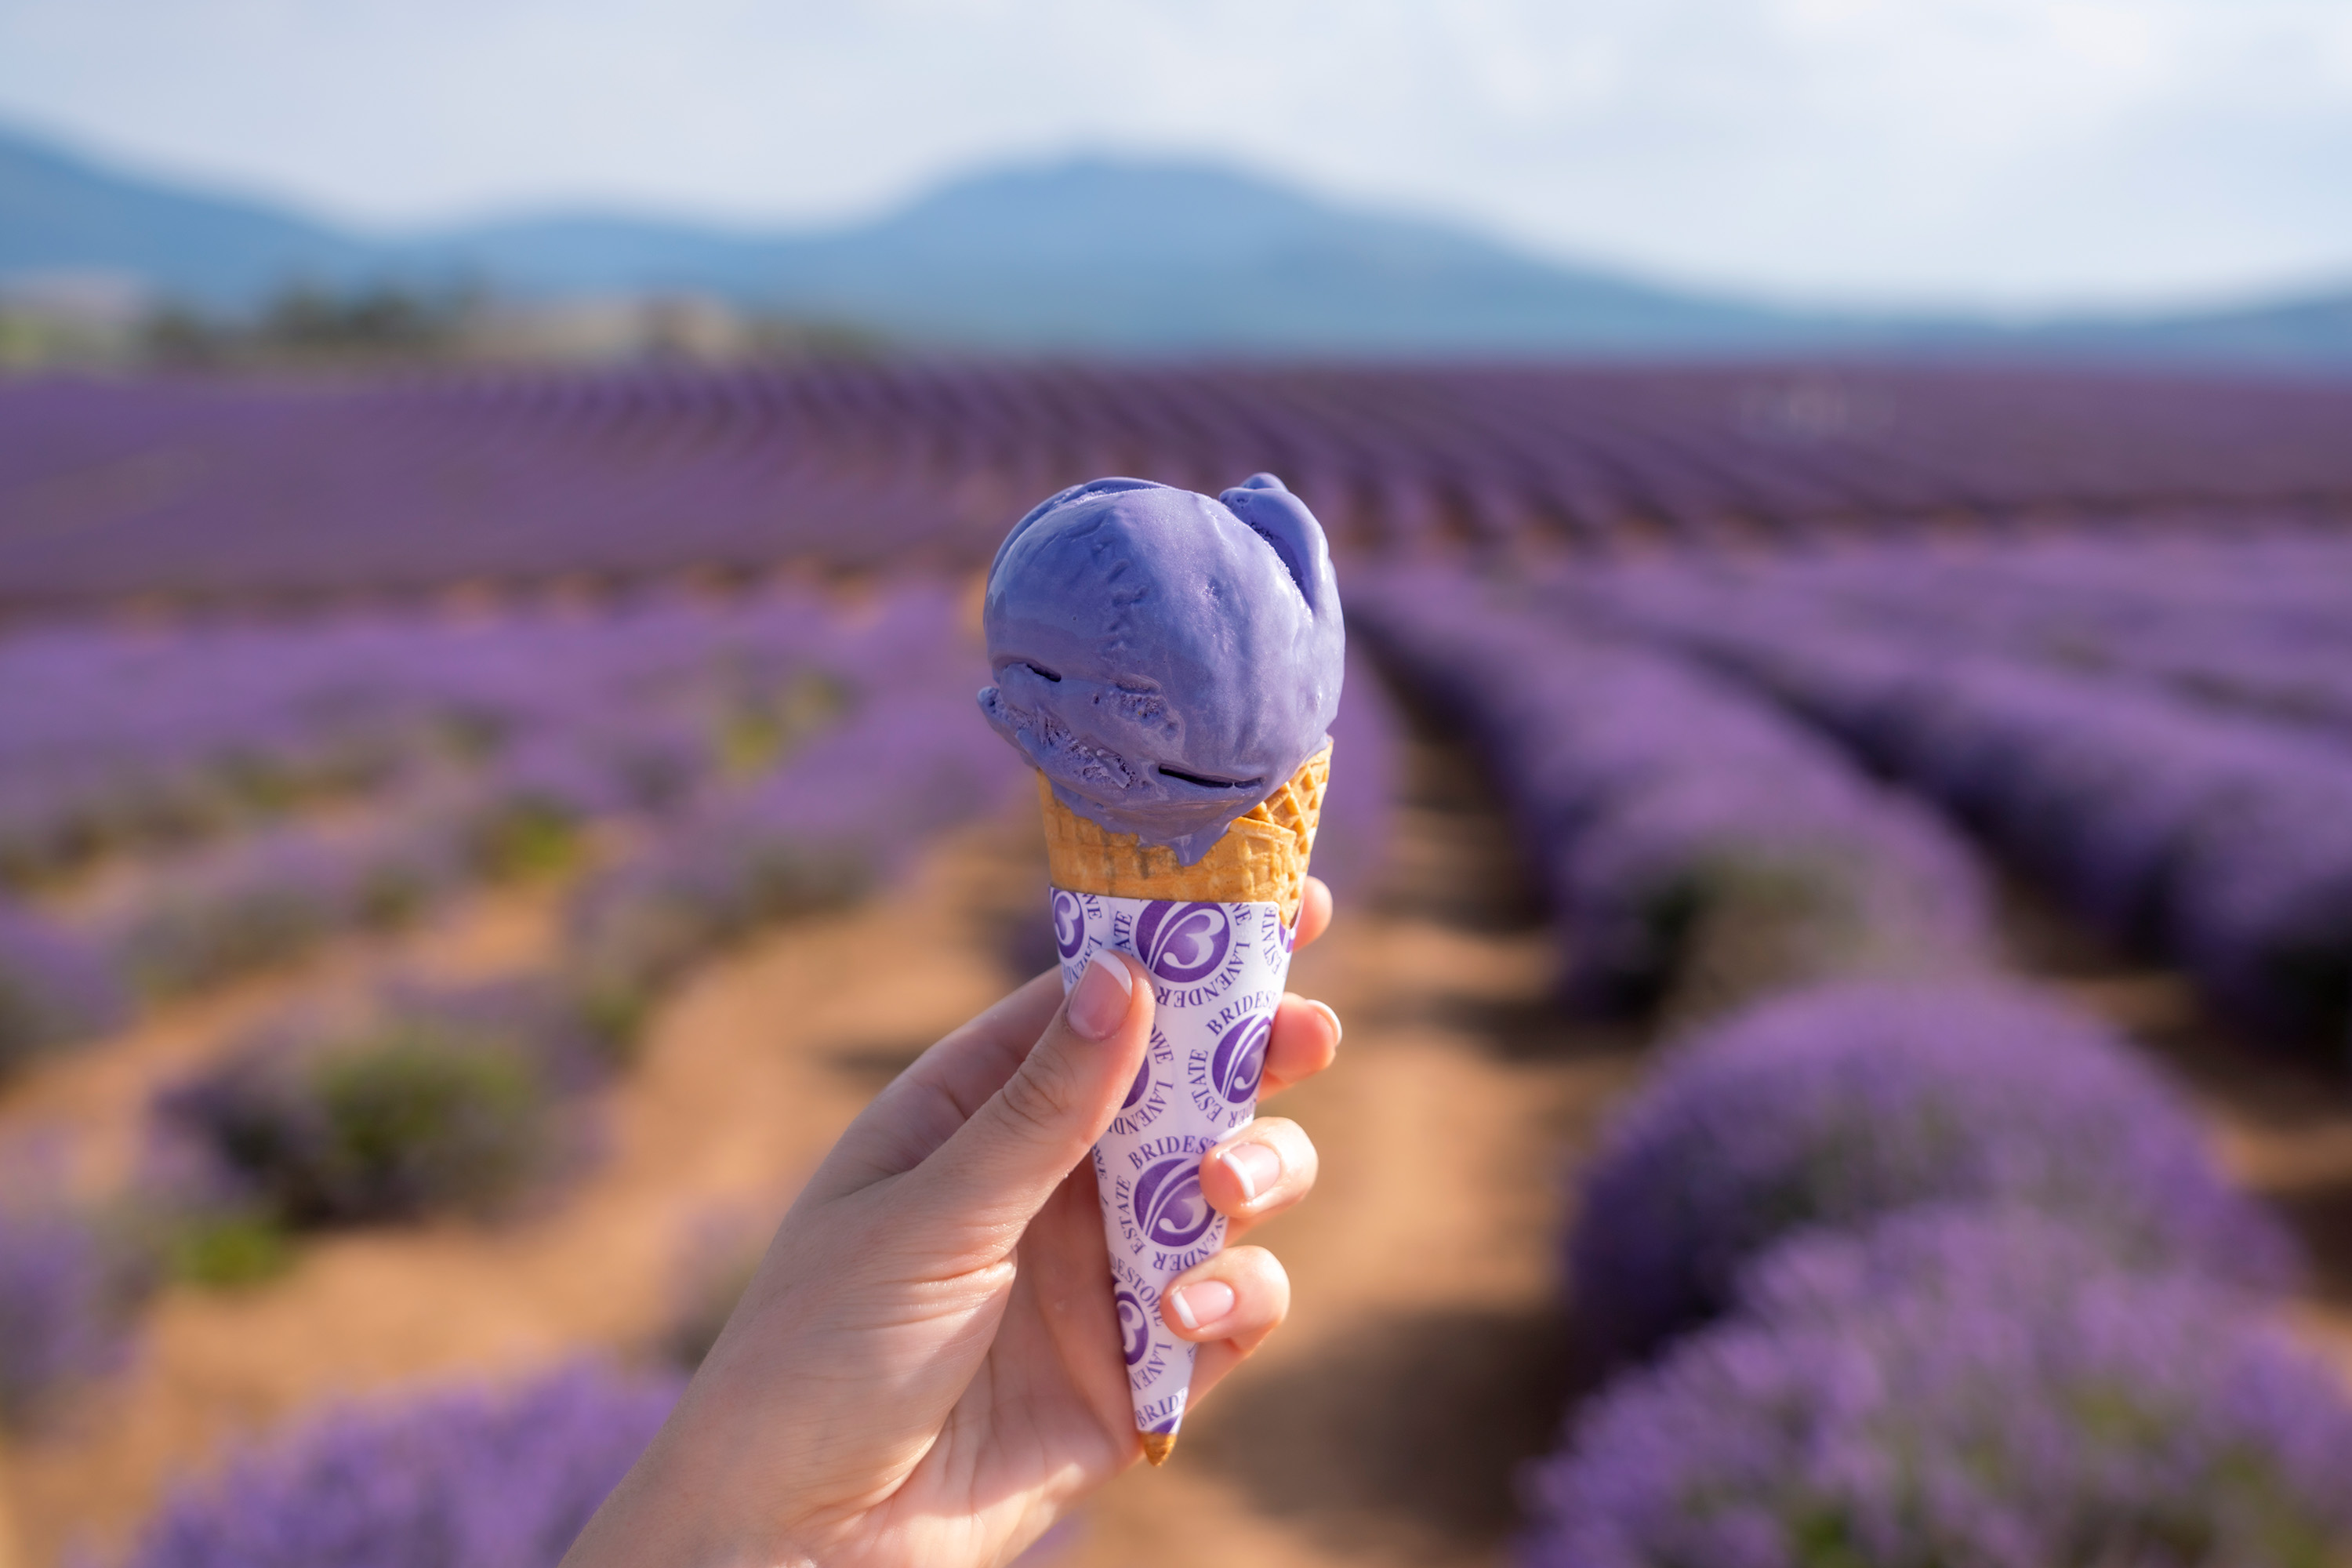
898,951,1151,1264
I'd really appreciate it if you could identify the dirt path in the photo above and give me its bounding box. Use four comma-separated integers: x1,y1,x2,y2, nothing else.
5,724,1652,1568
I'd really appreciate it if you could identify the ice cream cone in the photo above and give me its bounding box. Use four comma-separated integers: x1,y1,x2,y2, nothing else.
1040,742,1330,920
1044,742,1331,1468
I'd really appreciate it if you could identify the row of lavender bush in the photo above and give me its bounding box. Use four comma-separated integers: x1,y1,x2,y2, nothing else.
1573,565,2352,1047
113,1359,681,1568
13,367,2352,604
1525,982,2350,1565
0,584,850,888
1595,530,2352,744
1352,572,1991,1018
0,1144,151,1431
0,583,969,1070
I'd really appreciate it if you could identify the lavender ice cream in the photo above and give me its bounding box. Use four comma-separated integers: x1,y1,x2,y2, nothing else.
977,474,1345,865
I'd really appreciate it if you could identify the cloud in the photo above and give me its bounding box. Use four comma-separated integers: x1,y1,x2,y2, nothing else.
0,0,2346,307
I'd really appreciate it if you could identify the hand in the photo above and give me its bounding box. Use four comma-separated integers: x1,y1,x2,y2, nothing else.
567,880,1343,1568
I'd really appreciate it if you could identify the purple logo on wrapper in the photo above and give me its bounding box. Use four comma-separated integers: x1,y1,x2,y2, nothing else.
1109,1025,1178,1137
1210,1011,1272,1105
1136,901,1231,985
1052,891,1087,960
1115,1289,1150,1366
1133,1156,1215,1249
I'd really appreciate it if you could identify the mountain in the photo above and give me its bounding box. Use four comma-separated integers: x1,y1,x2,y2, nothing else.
0,124,372,301
532,162,1849,353
3,118,2350,365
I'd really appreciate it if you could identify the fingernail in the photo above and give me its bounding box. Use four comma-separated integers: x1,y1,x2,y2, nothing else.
1169,1279,1236,1333
1068,953,1134,1041
1307,999,1343,1046
1218,1141,1283,1206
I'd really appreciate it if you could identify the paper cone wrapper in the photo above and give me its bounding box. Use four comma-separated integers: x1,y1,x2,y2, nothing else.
1045,744,1329,1465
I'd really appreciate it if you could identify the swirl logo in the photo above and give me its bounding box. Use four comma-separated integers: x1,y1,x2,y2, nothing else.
1051,891,1085,960
1120,1055,1152,1111
1132,1156,1214,1250
1210,1011,1272,1105
1115,1289,1150,1366
1136,901,1231,985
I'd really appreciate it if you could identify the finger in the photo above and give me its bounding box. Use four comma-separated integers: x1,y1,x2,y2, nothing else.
1197,1117,1318,1241
1293,877,1333,952
1163,1246,1290,1405
814,970,1065,1193
1255,993,1341,1102
895,952,1152,1269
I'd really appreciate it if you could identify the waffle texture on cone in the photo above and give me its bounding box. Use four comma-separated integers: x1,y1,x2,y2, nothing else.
1141,1432,1179,1466
1040,742,1330,920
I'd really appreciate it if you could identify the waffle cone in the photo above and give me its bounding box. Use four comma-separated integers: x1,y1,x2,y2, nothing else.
1040,742,1330,922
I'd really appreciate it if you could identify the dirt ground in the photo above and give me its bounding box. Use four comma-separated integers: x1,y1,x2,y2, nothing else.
4,724,2351,1568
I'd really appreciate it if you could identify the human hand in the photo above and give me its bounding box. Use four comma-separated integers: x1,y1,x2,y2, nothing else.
566,880,1343,1568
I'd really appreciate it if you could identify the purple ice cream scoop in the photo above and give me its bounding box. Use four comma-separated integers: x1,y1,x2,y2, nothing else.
978,474,1345,866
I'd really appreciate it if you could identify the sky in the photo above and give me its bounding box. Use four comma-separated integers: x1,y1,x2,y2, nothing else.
2,0,2350,313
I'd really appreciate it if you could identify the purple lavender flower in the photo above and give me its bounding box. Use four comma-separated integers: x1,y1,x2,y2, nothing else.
1568,982,2298,1364
101,829,358,998
1354,573,1991,1013
0,1143,143,1429
1575,560,2352,1047
0,897,129,1072
1526,1208,2352,1568
119,1359,681,1568
565,691,1027,1036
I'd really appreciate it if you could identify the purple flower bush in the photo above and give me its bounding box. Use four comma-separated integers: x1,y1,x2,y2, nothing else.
118,1359,681,1568
1576,559,2352,1045
1354,573,1991,1014
0,896,129,1073
10,582,996,1022
1610,532,2352,746
566,691,1028,1039
151,982,602,1228
0,1144,147,1428
1567,982,2296,1364
1527,1206,2352,1568
100,828,366,998
0,579,861,895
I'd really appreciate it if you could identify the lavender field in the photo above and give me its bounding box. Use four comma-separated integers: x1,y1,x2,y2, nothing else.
7,363,2352,604
2,360,2351,1568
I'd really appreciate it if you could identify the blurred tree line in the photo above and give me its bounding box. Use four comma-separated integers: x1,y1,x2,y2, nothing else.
1,281,887,372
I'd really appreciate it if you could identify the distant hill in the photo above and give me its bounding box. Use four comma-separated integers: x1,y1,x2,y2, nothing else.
0,124,370,301
4,119,2350,365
